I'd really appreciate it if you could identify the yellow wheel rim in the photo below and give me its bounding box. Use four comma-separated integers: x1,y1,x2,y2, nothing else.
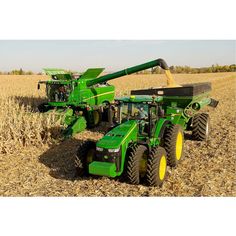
93,110,100,125
176,131,183,160
86,149,95,164
159,155,167,180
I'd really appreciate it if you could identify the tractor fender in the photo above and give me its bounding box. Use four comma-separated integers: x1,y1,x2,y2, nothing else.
155,118,171,140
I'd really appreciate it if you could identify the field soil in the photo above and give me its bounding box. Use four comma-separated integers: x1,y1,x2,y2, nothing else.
0,72,235,196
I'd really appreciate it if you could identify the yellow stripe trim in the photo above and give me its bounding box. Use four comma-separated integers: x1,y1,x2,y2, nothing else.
83,91,115,101
121,123,137,144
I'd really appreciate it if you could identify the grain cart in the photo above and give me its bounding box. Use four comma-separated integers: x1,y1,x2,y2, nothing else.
75,84,218,186
37,59,174,136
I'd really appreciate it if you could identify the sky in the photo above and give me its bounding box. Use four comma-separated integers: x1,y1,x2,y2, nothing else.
0,40,235,73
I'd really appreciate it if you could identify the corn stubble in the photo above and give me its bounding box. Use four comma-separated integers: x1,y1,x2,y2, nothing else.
0,75,63,154
0,73,235,196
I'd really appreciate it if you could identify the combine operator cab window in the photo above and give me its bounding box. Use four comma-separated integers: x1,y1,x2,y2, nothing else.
46,84,71,102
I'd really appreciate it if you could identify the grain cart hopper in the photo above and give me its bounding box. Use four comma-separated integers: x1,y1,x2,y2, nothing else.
37,58,174,136
75,83,218,186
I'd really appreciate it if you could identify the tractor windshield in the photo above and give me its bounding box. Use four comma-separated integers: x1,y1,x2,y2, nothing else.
46,83,72,102
118,103,149,122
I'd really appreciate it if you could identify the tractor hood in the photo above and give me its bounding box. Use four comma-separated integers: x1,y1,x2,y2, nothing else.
97,120,138,149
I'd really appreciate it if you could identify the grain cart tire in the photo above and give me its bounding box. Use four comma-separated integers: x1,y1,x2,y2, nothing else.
126,145,148,185
192,113,209,141
75,141,96,176
164,124,184,167
146,146,167,187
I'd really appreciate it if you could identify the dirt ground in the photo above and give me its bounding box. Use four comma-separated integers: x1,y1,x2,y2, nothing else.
0,72,235,196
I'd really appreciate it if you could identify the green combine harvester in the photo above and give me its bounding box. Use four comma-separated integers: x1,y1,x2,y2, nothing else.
37,59,172,136
75,77,219,186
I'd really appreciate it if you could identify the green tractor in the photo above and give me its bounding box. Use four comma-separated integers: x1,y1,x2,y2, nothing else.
75,83,219,186
37,59,172,137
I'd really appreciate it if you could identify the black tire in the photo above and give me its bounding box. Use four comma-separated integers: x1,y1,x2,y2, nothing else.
164,124,184,167
192,113,210,141
87,110,102,128
126,145,148,185
75,141,96,176
38,103,52,113
146,146,167,187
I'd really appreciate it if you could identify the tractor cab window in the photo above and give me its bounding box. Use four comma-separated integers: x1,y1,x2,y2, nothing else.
119,103,149,122
46,84,71,102
149,105,158,135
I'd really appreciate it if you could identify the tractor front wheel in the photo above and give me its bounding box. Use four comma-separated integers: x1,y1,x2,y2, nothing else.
75,141,96,176
146,146,167,187
125,145,148,185
192,113,210,141
164,124,184,167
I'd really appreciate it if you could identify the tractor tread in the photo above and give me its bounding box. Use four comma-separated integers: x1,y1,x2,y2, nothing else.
126,145,146,185
75,140,96,176
146,146,167,187
163,124,184,167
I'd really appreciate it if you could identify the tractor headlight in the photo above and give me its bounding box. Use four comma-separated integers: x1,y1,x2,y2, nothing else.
108,148,120,153
96,147,103,152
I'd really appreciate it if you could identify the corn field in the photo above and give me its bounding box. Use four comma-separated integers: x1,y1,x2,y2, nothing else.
0,72,235,196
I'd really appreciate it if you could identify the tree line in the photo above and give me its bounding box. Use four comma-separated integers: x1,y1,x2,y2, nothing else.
0,64,235,75
138,64,236,74
0,68,38,75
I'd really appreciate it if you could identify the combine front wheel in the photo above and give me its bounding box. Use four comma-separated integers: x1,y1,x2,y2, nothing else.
164,124,184,167
75,141,96,176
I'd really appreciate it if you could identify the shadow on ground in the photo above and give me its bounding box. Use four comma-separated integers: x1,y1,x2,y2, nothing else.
39,138,85,181
13,95,47,112
184,132,193,140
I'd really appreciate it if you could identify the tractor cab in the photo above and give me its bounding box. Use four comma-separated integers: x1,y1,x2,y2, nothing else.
114,95,163,137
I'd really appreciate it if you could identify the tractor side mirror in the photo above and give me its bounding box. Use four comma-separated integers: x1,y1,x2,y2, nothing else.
38,83,40,90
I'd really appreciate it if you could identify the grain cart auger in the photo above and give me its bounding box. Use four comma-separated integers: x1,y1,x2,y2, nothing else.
37,58,174,137
75,83,219,186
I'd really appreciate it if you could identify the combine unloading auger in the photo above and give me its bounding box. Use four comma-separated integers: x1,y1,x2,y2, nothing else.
37,58,179,137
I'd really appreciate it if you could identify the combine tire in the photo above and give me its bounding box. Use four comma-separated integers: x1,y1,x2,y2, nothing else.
75,141,96,176
146,146,167,187
192,113,209,141
87,110,102,128
164,124,184,167
126,145,148,185
38,103,52,113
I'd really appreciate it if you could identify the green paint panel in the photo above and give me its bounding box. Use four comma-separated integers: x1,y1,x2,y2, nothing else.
80,68,105,80
89,162,117,177
43,68,67,75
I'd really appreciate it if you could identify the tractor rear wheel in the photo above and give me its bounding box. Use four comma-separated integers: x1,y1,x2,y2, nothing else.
192,113,210,141
146,146,167,187
164,124,184,167
126,145,148,185
75,141,96,176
